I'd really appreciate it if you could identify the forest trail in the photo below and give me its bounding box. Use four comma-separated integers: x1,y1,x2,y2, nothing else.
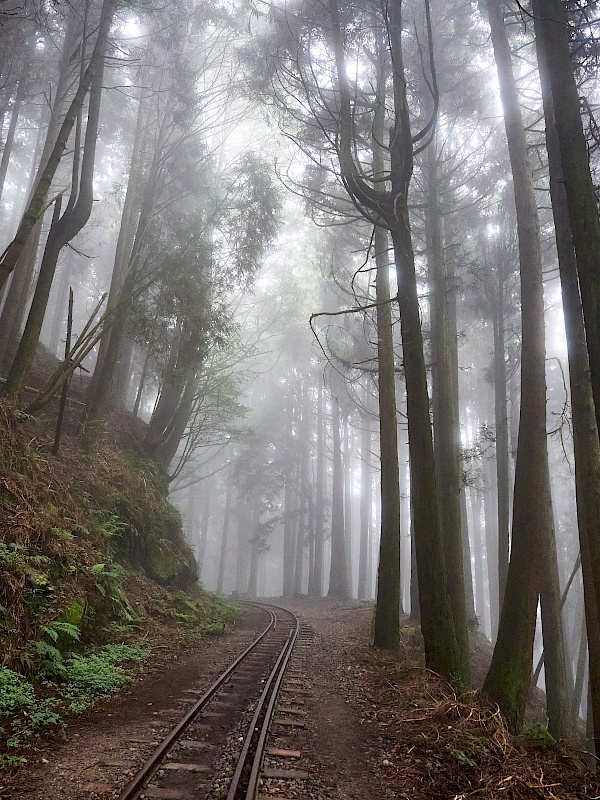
3,600,599,800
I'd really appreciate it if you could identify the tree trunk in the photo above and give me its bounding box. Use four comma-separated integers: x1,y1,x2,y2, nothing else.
294,475,306,595
328,397,349,598
373,224,402,646
47,253,74,357
295,387,311,595
83,114,166,446
482,0,549,733
371,63,402,643
358,413,372,601
343,414,353,598
483,426,500,638
328,0,466,684
539,465,570,738
427,139,472,650
532,0,600,755
247,502,261,599
111,335,135,409
216,480,232,595
0,231,39,374
409,494,419,622
391,218,467,682
89,84,147,400
470,489,487,634
283,471,295,597
492,277,510,613
0,0,114,294
197,477,212,582
235,498,249,594
154,375,200,473
132,350,151,418
309,379,325,597
5,53,106,403
0,9,80,351
460,486,476,626
531,1,600,437
571,612,587,727
0,63,26,205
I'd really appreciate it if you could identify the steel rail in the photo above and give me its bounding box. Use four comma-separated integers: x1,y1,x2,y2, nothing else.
116,605,276,800
226,606,300,800
243,614,299,800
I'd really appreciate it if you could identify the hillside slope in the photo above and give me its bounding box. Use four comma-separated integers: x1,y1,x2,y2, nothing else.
0,398,236,770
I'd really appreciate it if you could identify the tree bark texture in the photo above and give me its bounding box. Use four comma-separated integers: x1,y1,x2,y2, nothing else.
427,138,471,657
283,471,296,597
532,1,600,751
539,464,570,738
373,224,402,647
531,0,600,439
482,0,550,733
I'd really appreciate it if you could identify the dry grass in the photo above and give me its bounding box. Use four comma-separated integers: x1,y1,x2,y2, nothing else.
359,628,600,799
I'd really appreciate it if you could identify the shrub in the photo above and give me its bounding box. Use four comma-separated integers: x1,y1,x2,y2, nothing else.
0,668,35,717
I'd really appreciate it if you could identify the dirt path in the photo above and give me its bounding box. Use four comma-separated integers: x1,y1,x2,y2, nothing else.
3,599,600,800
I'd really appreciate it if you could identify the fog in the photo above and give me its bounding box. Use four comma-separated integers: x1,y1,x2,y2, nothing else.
0,0,598,743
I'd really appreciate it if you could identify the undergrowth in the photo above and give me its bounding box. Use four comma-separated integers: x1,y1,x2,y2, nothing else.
0,643,150,768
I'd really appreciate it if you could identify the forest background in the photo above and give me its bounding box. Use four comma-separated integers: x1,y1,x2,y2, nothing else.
1,0,600,760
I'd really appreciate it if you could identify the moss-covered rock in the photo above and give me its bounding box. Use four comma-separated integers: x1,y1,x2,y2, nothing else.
61,599,86,629
144,538,196,588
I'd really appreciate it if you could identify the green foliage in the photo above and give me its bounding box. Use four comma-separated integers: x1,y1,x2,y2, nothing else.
0,541,48,572
0,668,61,767
445,743,477,767
224,152,281,283
62,643,150,713
0,668,35,717
19,618,83,680
89,512,127,541
168,592,241,635
28,640,66,678
50,527,74,542
60,599,86,629
0,754,27,769
6,699,62,748
0,542,53,615
517,724,557,748
98,643,150,665
41,621,80,643
0,644,150,768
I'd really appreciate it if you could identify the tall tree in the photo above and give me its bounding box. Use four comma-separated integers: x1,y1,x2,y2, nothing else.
532,0,600,752
328,392,350,599
481,0,553,732
327,0,467,683
4,31,109,402
0,0,115,295
426,133,471,652
371,41,402,646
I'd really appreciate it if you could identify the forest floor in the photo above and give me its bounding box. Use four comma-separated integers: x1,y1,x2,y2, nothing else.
3,598,600,800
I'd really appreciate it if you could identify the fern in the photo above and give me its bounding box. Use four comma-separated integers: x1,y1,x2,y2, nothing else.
41,621,80,643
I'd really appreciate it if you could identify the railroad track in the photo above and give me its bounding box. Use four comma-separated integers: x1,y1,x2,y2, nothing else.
116,602,302,800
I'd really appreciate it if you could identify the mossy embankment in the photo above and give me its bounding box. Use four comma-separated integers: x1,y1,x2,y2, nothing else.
0,399,239,768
